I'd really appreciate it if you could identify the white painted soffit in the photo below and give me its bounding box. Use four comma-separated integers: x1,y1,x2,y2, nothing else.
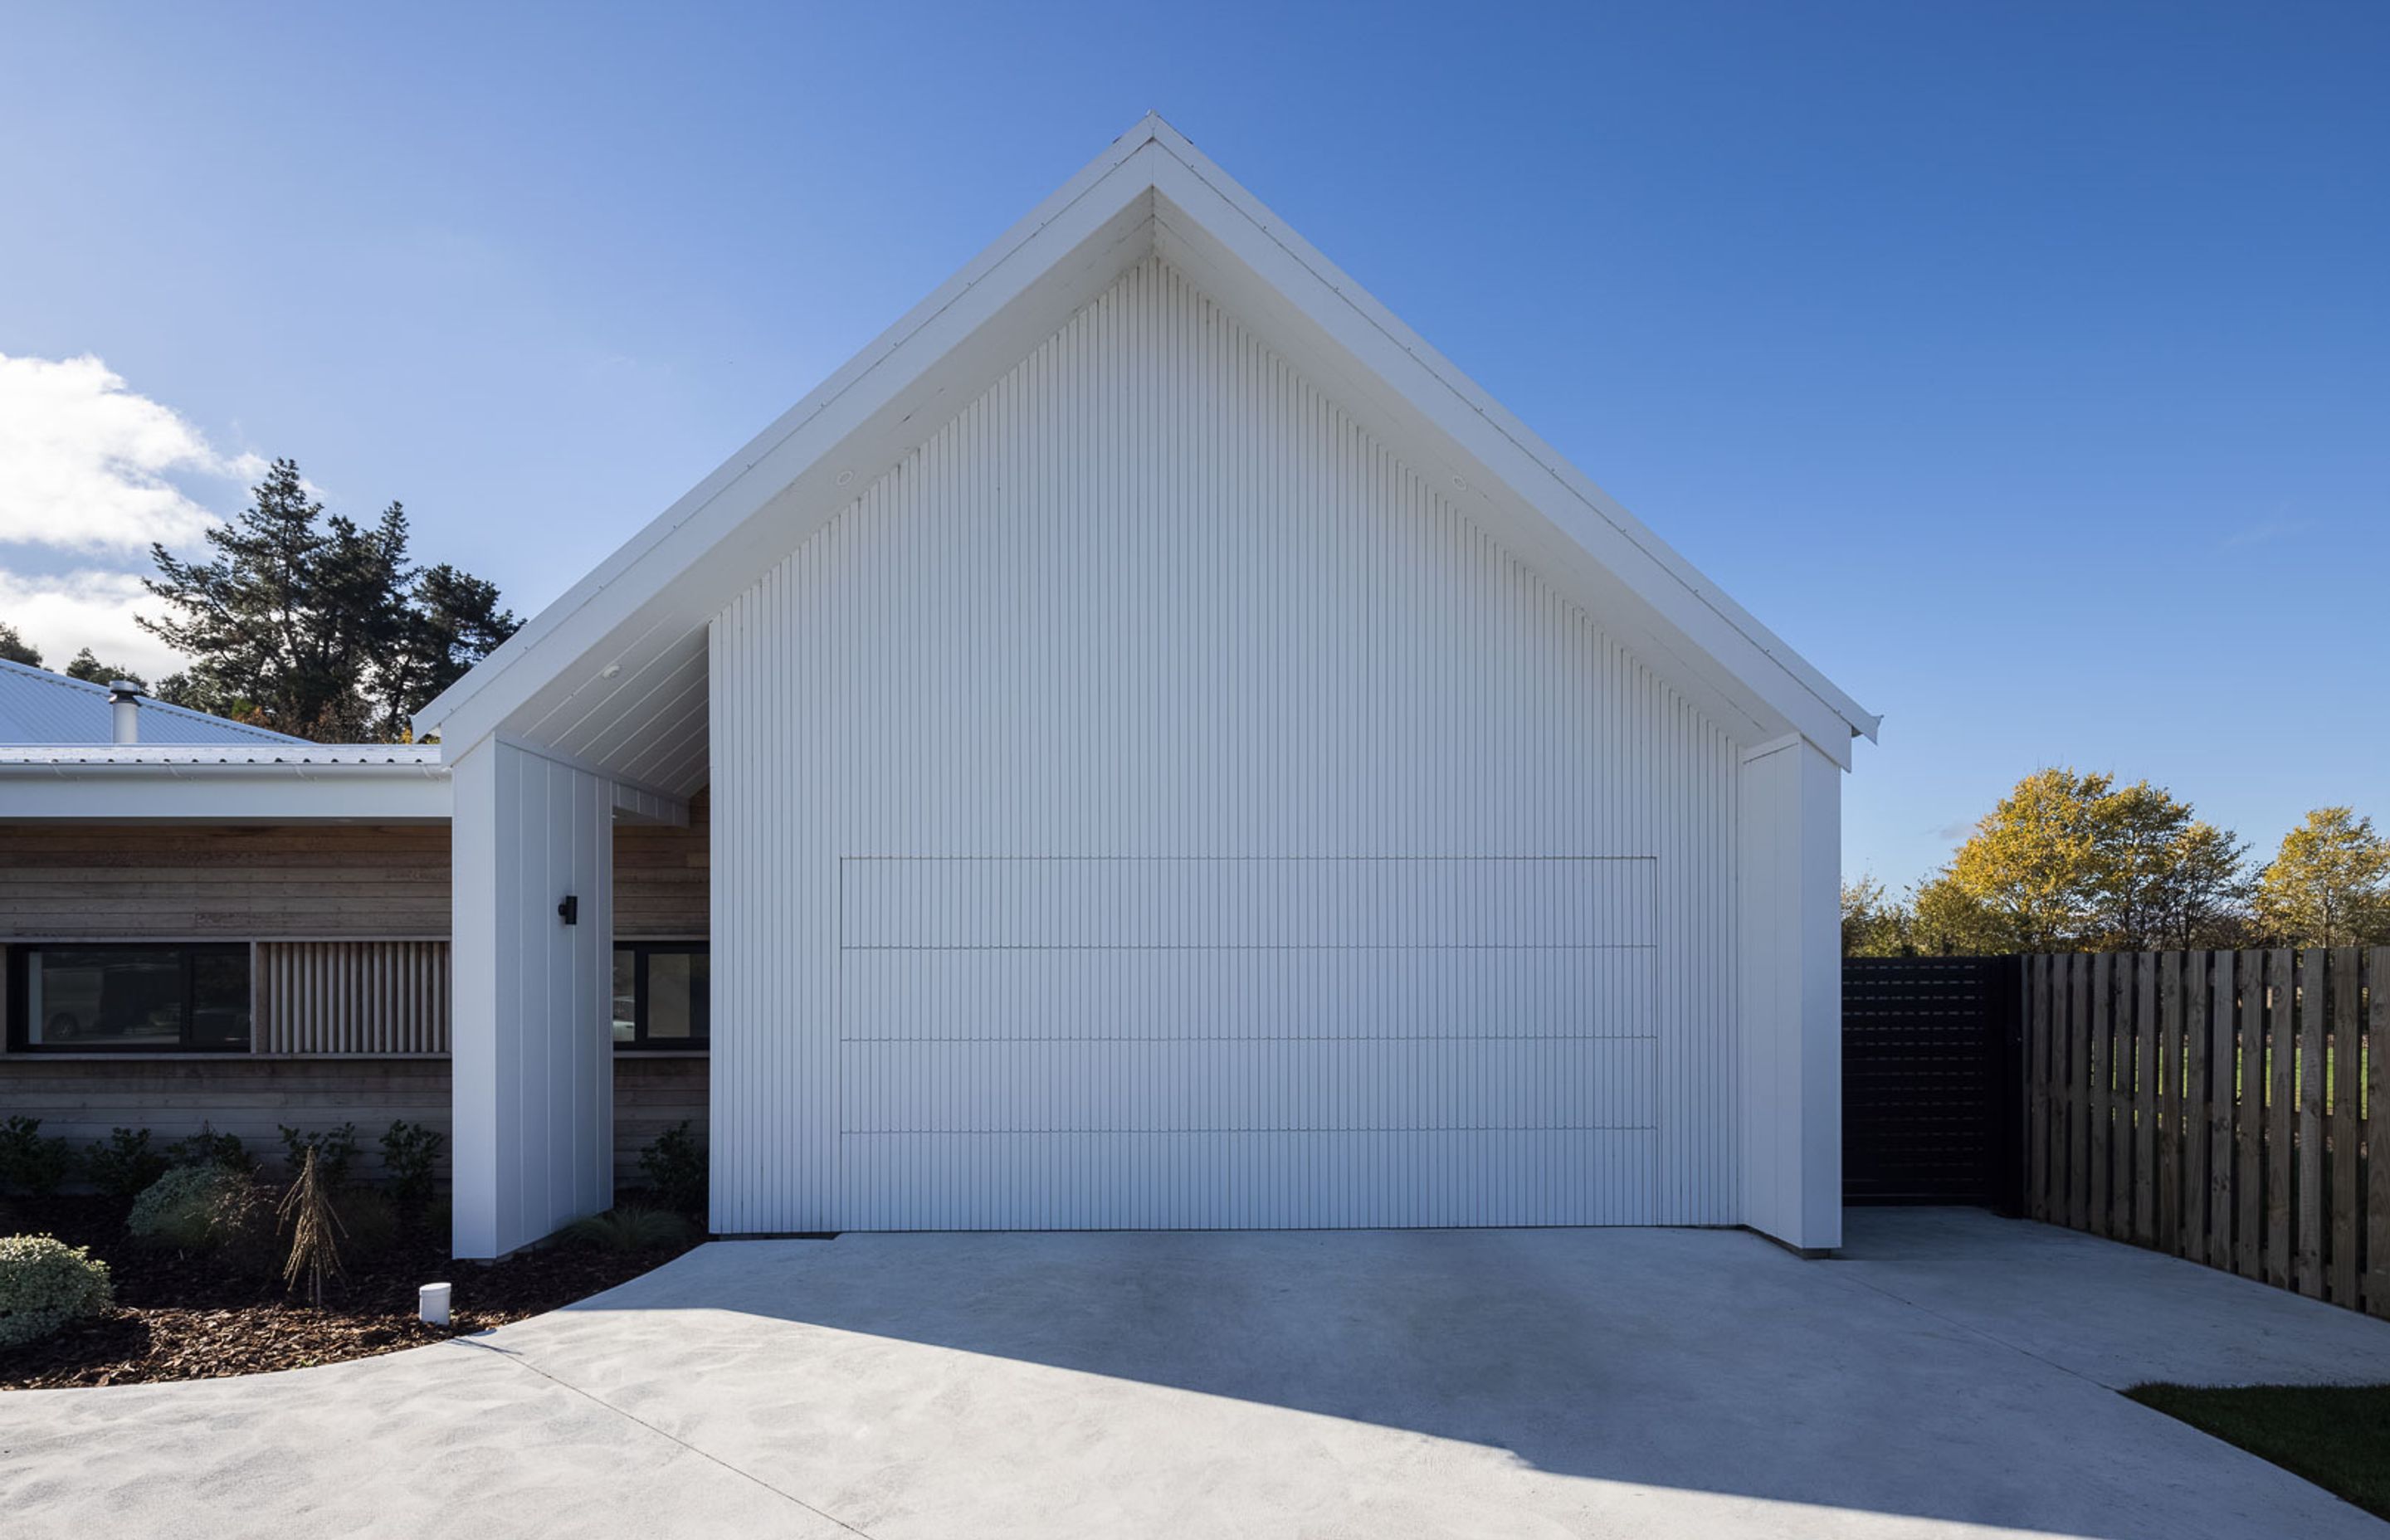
418,114,1880,772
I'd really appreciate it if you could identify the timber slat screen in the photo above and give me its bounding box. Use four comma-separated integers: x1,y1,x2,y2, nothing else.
256,940,451,1055
1843,956,2022,1208
2024,948,2388,1319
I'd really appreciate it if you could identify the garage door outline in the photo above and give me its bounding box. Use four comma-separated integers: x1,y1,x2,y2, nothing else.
833,855,1660,1227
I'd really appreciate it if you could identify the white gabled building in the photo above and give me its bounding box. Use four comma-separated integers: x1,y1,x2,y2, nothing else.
417,116,1877,1258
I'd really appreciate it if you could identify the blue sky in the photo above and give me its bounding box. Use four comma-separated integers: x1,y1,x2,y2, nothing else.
1,2,2383,889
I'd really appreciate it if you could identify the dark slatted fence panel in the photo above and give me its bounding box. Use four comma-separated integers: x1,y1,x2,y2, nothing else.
1843,956,2021,1208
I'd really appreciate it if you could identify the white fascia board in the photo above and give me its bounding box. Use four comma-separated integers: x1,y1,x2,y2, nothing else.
0,763,452,821
1136,127,1875,765
415,120,1173,758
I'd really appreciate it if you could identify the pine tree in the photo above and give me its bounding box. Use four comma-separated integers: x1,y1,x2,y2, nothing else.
374,562,519,741
62,648,147,690
138,460,519,740
0,622,38,666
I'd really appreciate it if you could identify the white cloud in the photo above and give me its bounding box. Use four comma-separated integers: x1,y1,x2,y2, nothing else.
0,568,184,681
0,353,263,554
2220,514,2315,550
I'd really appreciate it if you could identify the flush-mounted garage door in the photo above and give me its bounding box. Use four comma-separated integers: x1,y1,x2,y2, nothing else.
835,857,1657,1229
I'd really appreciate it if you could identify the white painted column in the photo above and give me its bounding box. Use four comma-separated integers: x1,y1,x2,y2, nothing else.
1736,734,1843,1253
451,737,616,1259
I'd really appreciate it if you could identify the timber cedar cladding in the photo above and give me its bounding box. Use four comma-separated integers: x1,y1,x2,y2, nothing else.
0,791,708,943
0,794,710,1054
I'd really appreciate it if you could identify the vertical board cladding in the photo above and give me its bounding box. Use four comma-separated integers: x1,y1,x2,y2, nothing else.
1733,738,1841,1251
710,256,1739,1235
450,739,615,1258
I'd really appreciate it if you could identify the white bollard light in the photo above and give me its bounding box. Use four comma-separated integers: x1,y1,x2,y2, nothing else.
419,1282,452,1326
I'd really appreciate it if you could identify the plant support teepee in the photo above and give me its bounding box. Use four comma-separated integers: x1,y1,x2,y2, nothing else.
279,1147,346,1308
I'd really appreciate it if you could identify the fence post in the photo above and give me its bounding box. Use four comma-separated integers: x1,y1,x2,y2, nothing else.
2266,948,2295,1290
2183,951,2210,1265
2297,949,2326,1298
1993,954,2027,1217
2158,952,2182,1255
2330,948,2361,1308
2090,953,2114,1237
2205,949,2234,1274
2134,953,2157,1246
2237,953,2264,1281
2366,948,2389,1320
2036,956,2055,1219
2066,951,2082,1229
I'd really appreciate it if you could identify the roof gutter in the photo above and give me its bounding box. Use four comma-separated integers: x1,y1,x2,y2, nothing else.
0,761,450,782
0,757,454,821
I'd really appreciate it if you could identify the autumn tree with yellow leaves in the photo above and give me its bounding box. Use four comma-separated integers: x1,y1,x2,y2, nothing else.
2254,807,2390,948
1849,768,2251,955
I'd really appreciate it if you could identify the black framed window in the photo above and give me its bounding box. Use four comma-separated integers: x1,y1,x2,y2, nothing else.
612,943,708,1050
7,943,251,1052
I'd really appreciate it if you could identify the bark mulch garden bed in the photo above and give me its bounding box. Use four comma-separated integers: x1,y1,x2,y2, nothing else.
1,1193,700,1390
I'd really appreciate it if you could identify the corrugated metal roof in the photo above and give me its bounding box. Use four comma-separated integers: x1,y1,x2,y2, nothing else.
0,658,310,746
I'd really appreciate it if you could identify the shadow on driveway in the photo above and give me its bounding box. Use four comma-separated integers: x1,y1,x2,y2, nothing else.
483,1212,2390,1538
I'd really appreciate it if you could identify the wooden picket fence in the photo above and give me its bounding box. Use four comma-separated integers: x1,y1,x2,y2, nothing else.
2024,948,2389,1318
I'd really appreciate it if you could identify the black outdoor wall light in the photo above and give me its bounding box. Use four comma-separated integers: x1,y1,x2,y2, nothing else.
557,894,579,925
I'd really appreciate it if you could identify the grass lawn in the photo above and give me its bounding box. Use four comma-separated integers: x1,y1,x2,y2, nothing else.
2127,1383,2390,1521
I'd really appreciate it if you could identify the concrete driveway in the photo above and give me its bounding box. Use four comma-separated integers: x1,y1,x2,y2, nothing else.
7,1210,2390,1538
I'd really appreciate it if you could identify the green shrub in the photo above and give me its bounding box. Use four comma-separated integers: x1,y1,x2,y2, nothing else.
128,1166,236,1249
562,1206,693,1252
164,1124,254,1174
85,1128,169,1201
332,1185,400,1258
0,1117,75,1198
0,1235,114,1348
128,1165,276,1270
378,1120,444,1207
278,1123,358,1187
637,1121,707,1215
